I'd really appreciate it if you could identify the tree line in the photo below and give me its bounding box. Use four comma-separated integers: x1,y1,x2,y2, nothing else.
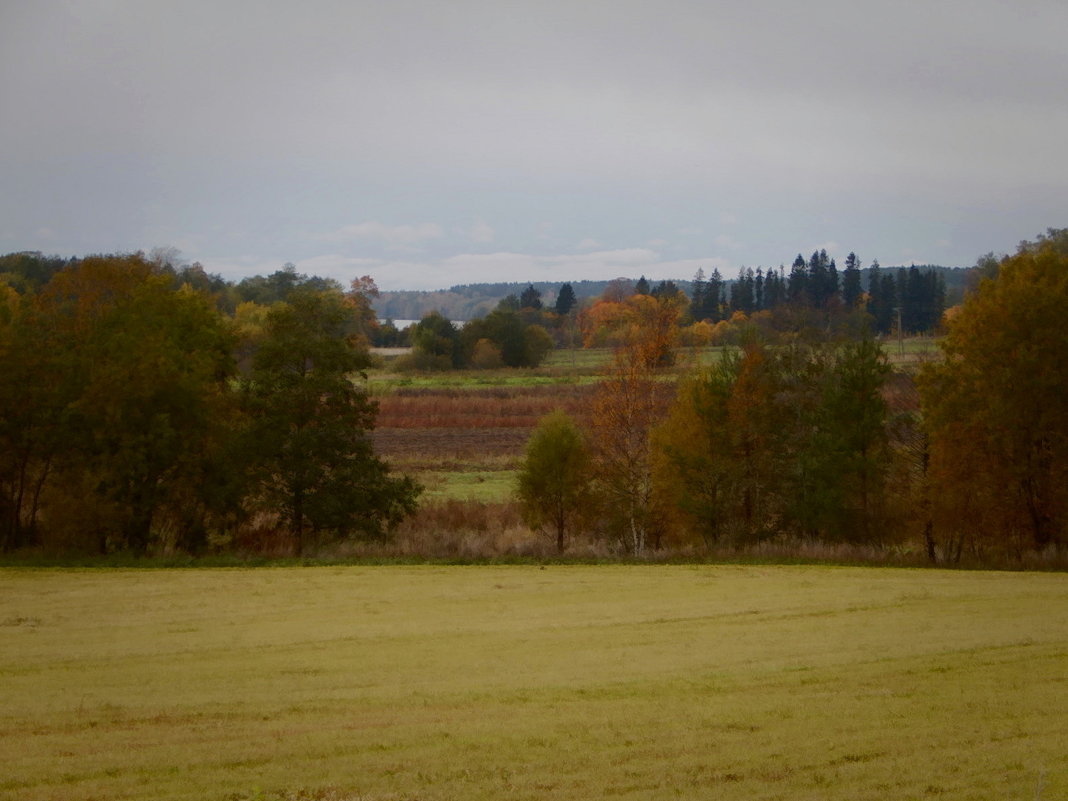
0,253,419,555
517,230,1068,563
687,252,947,335
4,232,1060,563
396,286,564,370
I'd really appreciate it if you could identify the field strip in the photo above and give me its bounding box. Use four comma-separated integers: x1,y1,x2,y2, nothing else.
1,565,1066,800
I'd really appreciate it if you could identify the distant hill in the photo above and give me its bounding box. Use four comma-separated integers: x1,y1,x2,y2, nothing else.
373,279,689,321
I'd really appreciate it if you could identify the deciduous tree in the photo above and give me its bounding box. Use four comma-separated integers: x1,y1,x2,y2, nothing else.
919,230,1068,554
585,350,674,554
516,411,592,552
241,288,419,554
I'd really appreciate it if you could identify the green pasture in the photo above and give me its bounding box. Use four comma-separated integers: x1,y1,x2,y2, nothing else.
367,337,940,392
420,469,517,502
367,370,597,394
2,566,1065,801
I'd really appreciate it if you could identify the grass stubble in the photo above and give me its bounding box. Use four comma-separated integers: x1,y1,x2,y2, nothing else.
1,565,1065,800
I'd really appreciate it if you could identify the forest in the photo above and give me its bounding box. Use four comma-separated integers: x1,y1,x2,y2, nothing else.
0,231,1064,564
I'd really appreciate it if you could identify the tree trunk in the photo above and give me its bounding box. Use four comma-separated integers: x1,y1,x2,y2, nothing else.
293,489,304,557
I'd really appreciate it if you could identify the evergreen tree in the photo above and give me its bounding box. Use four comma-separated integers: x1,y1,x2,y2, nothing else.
554,282,577,315
651,280,681,299
709,269,723,320
689,268,707,322
879,272,898,335
763,267,784,309
842,252,863,308
519,284,543,310
788,254,808,304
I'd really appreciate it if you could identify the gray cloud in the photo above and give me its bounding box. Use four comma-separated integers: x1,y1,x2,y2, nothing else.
2,0,1066,287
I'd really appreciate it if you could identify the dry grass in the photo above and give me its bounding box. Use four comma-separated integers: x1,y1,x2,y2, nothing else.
374,385,596,429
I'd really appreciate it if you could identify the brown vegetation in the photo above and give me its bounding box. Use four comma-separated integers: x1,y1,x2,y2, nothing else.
374,384,596,429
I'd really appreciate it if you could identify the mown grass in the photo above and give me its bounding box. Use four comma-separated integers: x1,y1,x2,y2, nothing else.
2,566,1065,800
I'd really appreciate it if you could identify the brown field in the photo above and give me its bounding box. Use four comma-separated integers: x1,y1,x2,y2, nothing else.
373,384,598,476
374,384,596,429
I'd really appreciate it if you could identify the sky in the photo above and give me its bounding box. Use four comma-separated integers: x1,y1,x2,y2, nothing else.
2,1,1067,291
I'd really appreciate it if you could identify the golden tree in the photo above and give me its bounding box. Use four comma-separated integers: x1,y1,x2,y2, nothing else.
580,292,683,367
919,230,1068,555
584,342,675,554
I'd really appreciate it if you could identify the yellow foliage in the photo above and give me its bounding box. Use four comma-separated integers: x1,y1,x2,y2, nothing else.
580,293,682,367
678,320,715,347
919,230,1068,553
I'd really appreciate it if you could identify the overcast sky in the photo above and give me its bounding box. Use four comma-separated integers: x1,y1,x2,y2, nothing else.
2,1,1067,290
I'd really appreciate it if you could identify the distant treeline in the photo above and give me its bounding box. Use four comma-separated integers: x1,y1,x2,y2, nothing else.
0,250,972,330
373,264,974,325
374,280,626,322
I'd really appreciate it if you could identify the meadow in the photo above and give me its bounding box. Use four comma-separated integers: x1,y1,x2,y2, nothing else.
2,565,1065,800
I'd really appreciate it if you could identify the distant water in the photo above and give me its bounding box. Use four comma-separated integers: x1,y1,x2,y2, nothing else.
378,319,463,329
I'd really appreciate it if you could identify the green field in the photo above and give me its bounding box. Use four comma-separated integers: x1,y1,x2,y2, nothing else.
419,469,517,502
2,566,1065,800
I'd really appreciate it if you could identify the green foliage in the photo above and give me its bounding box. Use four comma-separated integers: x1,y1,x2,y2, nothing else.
71,277,238,552
2,255,418,556
234,262,342,306
656,338,894,545
409,311,462,368
788,339,893,542
461,308,553,368
516,411,592,552
1,254,238,554
241,289,419,553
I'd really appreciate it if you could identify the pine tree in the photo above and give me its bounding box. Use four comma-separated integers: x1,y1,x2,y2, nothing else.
842,252,863,308
519,284,543,310
554,283,577,315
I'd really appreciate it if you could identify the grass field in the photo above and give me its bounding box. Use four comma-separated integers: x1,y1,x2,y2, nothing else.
2,566,1066,800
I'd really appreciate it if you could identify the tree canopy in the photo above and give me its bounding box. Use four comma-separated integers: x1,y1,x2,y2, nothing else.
919,229,1068,556
0,253,418,555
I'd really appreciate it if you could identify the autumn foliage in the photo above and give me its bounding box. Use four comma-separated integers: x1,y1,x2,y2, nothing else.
919,229,1068,557
580,291,684,367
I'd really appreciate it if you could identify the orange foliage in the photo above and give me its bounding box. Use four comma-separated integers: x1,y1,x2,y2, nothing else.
579,293,683,367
